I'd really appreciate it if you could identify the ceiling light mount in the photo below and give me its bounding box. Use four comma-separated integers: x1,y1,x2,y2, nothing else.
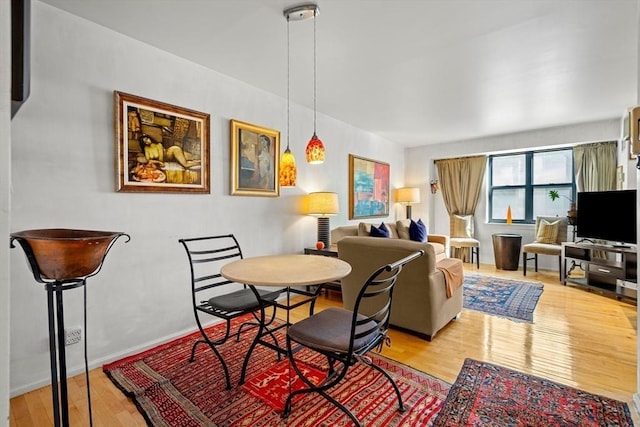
284,4,319,22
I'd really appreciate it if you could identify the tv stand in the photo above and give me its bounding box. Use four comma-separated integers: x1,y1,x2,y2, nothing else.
561,242,636,301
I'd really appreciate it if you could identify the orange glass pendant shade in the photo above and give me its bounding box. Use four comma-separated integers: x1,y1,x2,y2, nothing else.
306,133,325,164
279,147,297,187
506,205,513,224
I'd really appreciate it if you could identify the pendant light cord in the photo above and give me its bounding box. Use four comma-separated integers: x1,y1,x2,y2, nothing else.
287,15,291,150
313,9,317,136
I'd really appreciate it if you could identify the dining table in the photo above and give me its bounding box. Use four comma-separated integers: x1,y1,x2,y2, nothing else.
220,253,352,384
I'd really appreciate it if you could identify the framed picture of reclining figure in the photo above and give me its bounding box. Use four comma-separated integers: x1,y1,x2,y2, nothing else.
348,154,390,219
115,91,211,193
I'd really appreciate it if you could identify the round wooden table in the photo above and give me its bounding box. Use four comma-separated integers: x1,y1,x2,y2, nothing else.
220,254,352,384
221,254,351,287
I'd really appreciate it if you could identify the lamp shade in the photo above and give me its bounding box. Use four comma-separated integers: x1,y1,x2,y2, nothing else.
395,187,420,204
307,192,339,216
305,134,325,164
279,147,297,187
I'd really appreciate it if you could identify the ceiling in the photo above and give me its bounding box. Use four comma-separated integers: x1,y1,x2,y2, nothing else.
39,0,639,147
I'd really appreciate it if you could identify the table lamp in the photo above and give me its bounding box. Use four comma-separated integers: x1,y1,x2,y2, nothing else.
307,192,339,249
395,187,420,219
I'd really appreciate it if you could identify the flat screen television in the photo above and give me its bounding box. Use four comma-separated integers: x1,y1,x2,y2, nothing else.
576,189,637,245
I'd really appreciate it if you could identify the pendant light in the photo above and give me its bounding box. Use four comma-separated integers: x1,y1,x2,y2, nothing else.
283,4,324,165
279,10,297,187
305,5,325,164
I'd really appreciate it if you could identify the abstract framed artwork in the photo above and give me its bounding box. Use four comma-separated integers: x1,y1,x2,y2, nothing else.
348,154,390,219
230,119,280,197
115,91,210,193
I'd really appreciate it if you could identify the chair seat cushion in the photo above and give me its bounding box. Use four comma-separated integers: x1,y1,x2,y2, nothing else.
450,237,479,248
288,307,378,353
522,242,561,255
208,287,279,311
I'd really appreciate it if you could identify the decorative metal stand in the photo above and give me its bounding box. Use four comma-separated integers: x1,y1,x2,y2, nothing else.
10,229,130,427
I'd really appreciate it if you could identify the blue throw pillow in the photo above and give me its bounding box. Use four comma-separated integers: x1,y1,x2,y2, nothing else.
370,222,390,238
409,219,428,242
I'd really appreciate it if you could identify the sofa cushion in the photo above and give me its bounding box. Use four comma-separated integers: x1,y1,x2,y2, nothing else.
398,218,428,242
409,219,428,242
396,219,411,240
370,222,390,238
358,222,399,238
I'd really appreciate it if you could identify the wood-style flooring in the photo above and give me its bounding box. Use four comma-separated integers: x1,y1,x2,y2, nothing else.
9,263,639,426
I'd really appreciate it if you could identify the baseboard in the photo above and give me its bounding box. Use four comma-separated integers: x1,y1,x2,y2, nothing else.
10,318,223,398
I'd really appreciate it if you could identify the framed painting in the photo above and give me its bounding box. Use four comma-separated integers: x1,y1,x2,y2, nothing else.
348,154,390,219
115,91,210,193
230,119,280,197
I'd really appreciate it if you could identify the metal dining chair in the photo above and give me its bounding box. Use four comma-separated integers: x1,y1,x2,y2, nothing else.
178,234,280,389
282,249,425,426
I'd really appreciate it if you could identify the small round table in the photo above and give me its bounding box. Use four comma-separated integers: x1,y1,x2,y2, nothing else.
221,254,352,384
221,254,351,287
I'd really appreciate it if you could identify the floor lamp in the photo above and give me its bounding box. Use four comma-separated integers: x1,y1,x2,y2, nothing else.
307,192,339,249
396,187,420,219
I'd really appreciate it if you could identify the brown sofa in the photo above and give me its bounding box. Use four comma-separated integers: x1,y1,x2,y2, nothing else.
333,221,463,340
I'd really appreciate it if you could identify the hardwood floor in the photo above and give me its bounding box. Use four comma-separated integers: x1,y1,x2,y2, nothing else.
9,263,638,426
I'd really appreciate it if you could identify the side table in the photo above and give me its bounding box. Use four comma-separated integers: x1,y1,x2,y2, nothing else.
304,246,338,257
304,246,342,293
492,233,522,271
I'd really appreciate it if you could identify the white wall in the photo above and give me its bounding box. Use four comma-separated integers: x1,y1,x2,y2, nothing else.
1,0,11,423
405,119,628,271
8,2,405,395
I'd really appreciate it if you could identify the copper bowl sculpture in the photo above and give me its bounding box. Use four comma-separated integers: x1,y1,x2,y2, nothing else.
10,228,130,282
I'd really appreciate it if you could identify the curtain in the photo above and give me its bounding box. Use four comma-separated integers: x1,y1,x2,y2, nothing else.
574,141,617,193
573,141,617,258
435,155,487,260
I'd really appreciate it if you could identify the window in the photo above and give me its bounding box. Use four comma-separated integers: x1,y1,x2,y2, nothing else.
489,149,574,223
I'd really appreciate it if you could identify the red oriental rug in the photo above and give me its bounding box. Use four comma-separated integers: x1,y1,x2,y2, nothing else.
103,315,449,426
433,358,635,427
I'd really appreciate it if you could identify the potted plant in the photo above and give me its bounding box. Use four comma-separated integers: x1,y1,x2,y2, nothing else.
548,190,577,223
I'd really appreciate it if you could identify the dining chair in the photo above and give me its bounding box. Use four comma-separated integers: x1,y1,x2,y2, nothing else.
449,214,480,268
282,249,425,426
522,216,568,281
178,234,280,390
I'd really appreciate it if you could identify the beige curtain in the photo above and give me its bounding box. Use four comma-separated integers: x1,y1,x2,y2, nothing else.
435,155,487,260
574,141,617,193
574,141,617,257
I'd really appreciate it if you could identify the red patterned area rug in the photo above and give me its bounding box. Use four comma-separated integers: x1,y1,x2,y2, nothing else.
433,358,635,427
103,315,450,426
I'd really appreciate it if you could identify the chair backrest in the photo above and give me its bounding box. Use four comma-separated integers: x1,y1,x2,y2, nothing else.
178,234,245,304
534,216,568,245
349,250,424,354
450,214,475,239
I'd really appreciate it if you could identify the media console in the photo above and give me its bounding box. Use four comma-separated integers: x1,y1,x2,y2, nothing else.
561,242,637,301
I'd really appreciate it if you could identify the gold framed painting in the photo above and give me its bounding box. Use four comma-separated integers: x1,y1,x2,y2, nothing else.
230,119,280,197
115,91,210,193
348,154,390,219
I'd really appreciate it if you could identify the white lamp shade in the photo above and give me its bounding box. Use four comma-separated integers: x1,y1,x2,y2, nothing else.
307,192,339,216
395,187,420,204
